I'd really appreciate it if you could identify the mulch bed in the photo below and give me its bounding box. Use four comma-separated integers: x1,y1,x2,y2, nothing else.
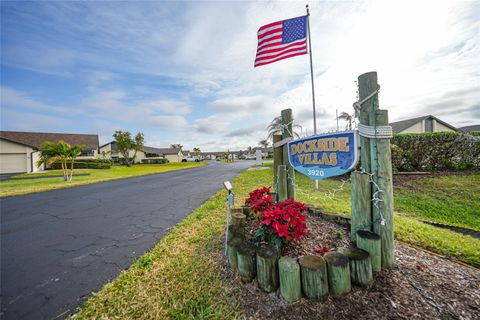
217,215,480,319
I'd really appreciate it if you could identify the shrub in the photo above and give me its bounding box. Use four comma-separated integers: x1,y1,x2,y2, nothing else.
391,132,480,171
119,158,135,165
141,158,169,164
50,159,112,170
252,199,308,248
245,187,272,207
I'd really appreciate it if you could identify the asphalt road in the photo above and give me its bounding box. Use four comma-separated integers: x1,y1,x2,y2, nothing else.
0,161,252,320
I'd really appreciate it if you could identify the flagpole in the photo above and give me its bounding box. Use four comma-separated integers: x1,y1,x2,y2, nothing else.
306,4,319,190
306,4,317,135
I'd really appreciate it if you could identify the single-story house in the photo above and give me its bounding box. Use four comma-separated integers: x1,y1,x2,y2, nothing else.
458,125,480,132
390,115,458,134
0,131,99,174
99,142,184,163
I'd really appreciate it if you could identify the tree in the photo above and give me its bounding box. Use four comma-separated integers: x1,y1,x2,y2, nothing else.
170,143,183,149
37,140,85,182
258,139,269,149
267,116,302,141
101,150,111,159
192,147,201,158
113,131,144,167
336,111,353,130
131,133,145,163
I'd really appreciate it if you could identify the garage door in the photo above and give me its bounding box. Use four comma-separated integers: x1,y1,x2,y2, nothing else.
0,154,27,174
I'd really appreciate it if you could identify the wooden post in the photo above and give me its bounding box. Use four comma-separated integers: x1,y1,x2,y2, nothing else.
227,238,242,270
369,109,395,269
231,210,246,228
338,247,373,287
228,224,244,241
356,230,381,272
236,242,256,283
256,245,280,293
241,205,251,217
281,109,295,199
277,165,288,202
273,134,283,196
279,256,302,302
324,251,351,295
298,255,329,300
351,171,372,241
358,72,378,172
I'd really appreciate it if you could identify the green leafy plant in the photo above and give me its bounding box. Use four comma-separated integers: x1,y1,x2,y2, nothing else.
37,140,86,181
113,130,145,167
252,199,308,248
391,132,480,171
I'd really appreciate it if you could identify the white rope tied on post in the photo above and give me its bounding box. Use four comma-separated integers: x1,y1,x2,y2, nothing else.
279,120,295,137
358,123,393,139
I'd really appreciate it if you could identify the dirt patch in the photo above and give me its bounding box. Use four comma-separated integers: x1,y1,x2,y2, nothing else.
218,216,480,320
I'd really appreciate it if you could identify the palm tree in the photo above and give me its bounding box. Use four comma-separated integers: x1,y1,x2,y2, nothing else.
170,143,183,149
192,147,201,159
37,140,85,181
258,139,269,149
336,111,353,130
266,116,302,141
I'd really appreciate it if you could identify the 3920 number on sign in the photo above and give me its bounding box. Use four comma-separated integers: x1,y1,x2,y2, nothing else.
307,169,324,177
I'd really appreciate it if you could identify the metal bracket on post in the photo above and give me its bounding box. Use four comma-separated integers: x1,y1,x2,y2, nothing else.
223,181,234,256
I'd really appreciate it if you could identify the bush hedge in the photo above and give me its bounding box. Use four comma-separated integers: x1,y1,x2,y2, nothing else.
50,158,113,170
141,158,169,164
391,132,480,172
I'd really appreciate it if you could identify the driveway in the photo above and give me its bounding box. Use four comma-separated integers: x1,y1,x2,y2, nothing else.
0,161,252,319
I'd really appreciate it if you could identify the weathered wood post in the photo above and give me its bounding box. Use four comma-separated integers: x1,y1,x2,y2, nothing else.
277,165,288,202
370,110,395,269
356,230,381,272
324,251,351,295
357,71,395,269
279,256,302,302
351,171,372,241
227,237,242,270
338,247,373,287
256,245,280,293
298,255,329,300
281,109,295,199
273,134,283,197
237,242,256,283
358,72,377,172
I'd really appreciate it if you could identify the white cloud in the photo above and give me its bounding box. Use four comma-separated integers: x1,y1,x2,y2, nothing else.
148,115,187,131
193,115,230,134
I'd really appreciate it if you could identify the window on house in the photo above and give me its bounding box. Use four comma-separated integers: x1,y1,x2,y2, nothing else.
145,153,161,158
425,118,433,132
80,149,95,156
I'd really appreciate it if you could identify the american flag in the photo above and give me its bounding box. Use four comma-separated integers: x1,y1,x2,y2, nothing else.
254,15,307,68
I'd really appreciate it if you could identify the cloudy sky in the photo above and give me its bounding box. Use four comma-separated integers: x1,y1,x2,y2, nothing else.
1,0,479,151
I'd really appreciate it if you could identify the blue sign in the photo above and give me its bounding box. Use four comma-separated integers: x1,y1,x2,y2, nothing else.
287,131,359,180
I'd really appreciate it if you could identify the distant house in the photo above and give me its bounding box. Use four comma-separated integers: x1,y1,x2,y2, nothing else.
0,131,99,174
99,142,184,163
389,115,458,134
458,125,480,132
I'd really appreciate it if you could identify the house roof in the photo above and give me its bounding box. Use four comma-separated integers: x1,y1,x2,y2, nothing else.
0,131,99,150
458,124,480,132
142,146,166,154
389,115,458,133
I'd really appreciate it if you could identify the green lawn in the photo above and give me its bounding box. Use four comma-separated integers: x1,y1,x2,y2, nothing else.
72,166,480,319
0,163,205,198
294,172,480,231
394,175,480,231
